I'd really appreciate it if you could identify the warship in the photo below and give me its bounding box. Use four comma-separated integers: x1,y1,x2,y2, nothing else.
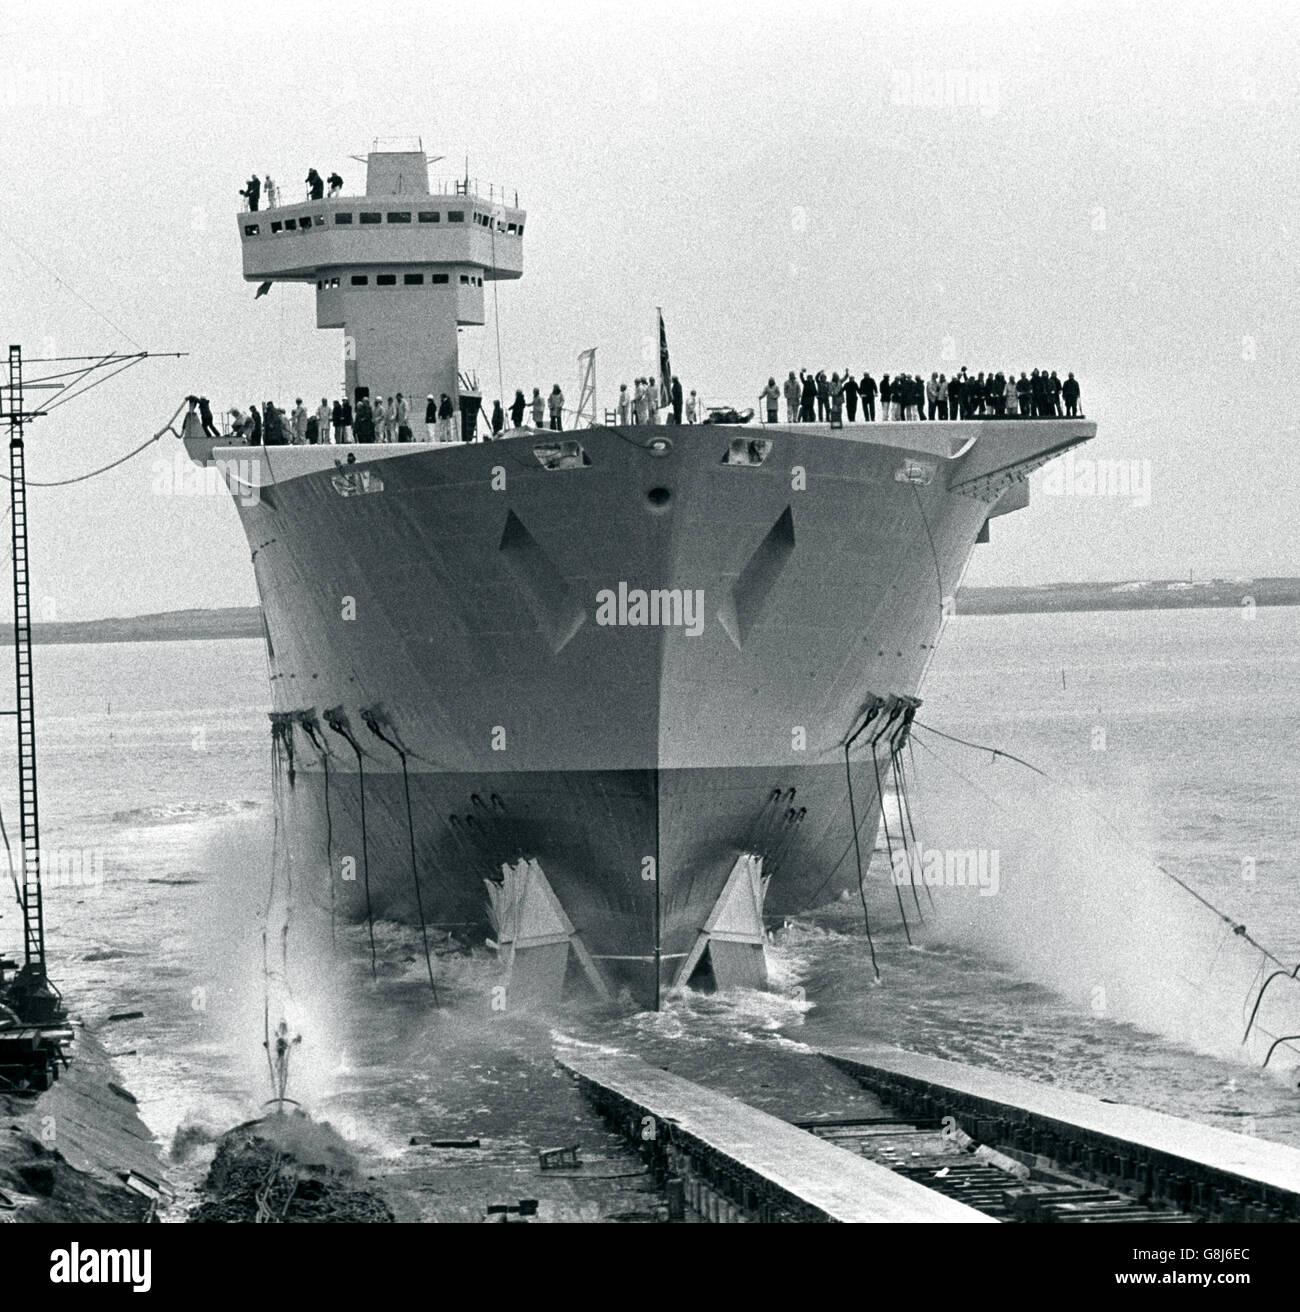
183,142,1095,1009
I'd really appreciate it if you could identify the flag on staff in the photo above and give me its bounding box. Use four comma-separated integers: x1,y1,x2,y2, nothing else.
657,309,672,408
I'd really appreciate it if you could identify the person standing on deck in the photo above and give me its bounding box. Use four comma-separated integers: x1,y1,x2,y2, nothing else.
860,371,876,422
799,370,816,422
548,384,564,431
198,396,220,439
490,400,505,437
783,371,800,424
645,377,659,424
760,377,780,424
530,387,545,428
386,396,399,442
936,374,949,421
926,373,940,421
306,169,324,201
510,390,527,428
829,372,845,424
353,395,374,444
816,371,830,422
240,176,261,211
1016,372,1031,418
340,396,353,443
327,172,343,197
671,375,683,425
438,393,456,442
425,395,438,441
396,393,410,441
617,383,632,425
291,398,307,443
878,374,891,421
1063,371,1081,416
844,371,859,422
1004,373,1019,417
1049,370,1063,416
315,397,331,443
264,176,278,209
686,390,699,424
331,399,344,443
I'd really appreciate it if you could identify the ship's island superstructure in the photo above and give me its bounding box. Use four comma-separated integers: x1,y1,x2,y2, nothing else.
184,143,1096,1010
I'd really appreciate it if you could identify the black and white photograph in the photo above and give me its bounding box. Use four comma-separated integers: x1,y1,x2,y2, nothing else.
0,0,1295,1285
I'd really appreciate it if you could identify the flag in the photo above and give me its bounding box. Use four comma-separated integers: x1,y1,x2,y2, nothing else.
657,309,672,408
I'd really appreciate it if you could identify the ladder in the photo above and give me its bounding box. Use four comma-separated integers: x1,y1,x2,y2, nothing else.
8,348,44,982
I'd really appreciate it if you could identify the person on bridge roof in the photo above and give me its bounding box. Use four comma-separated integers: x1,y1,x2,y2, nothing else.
306,168,324,201
240,175,261,212
327,172,343,196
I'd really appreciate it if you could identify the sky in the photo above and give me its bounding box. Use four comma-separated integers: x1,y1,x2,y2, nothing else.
0,0,1297,620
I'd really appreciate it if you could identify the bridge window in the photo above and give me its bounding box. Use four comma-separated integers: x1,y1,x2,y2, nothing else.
350,275,368,285
360,212,381,225
403,273,424,285
387,211,411,224
284,218,297,230
447,210,464,223
244,223,260,236
376,274,396,286
308,214,325,227
430,273,449,284
418,211,439,223
459,274,469,284
326,277,339,288
334,212,353,225
270,220,282,233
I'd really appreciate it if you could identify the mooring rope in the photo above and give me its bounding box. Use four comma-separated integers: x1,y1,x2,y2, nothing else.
892,750,934,913
362,712,439,1004
870,747,912,945
325,713,377,980
841,738,880,982
889,747,928,919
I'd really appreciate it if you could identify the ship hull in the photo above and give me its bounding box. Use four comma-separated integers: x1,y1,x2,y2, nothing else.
204,419,1093,1006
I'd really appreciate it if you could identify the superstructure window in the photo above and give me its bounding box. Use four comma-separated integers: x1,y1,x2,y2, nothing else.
403,273,424,285
387,211,411,224
430,273,449,284
418,211,439,223
244,223,260,236
270,220,283,233
360,212,381,225
309,214,325,227
350,275,368,285
447,210,465,223
284,218,298,230
459,274,469,285
376,274,396,286
334,213,353,225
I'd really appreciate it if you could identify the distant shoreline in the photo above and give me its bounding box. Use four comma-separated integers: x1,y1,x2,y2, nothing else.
4,581,1296,645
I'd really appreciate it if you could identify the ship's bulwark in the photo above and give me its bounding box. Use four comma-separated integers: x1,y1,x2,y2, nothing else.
222,420,1093,1007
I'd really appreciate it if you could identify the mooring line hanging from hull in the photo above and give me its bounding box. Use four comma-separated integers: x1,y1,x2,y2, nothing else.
764,807,807,881
323,708,378,981
362,709,439,1005
890,746,931,916
842,701,886,981
870,747,912,945
296,712,337,949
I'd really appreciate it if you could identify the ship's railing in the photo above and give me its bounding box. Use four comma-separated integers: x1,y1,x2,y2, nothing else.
241,181,521,212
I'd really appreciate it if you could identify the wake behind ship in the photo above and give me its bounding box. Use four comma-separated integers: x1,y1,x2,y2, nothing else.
183,142,1095,1009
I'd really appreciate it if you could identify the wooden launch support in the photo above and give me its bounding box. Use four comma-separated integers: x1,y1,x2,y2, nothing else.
487,859,610,1008
674,853,769,993
559,1050,991,1223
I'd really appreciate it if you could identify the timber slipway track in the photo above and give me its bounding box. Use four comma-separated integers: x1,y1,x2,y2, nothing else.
532,1043,1300,1224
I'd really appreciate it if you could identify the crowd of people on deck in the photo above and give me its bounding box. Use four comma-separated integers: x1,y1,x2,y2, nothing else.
760,368,1082,425
240,167,344,212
